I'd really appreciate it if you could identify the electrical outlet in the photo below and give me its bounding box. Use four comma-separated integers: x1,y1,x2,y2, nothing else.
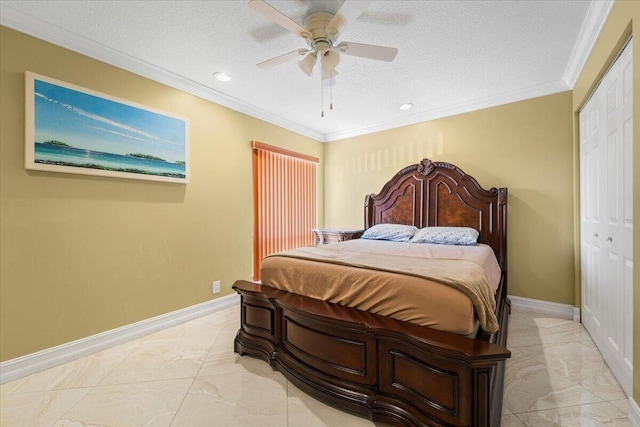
212,280,221,294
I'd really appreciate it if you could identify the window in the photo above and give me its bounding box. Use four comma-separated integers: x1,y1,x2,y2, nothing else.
252,141,318,281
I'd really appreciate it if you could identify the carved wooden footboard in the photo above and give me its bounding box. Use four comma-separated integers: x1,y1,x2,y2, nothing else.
234,281,510,426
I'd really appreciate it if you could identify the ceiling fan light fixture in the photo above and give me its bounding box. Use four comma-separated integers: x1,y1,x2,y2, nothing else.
298,52,317,76
399,103,414,110
213,72,231,82
321,49,340,72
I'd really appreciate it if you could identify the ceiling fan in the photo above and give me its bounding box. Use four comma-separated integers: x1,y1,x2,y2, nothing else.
249,0,398,81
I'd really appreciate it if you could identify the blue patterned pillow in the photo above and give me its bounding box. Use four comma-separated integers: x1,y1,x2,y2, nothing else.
410,227,479,245
361,224,418,242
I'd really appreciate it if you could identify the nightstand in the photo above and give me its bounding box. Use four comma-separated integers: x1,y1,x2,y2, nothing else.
312,228,364,246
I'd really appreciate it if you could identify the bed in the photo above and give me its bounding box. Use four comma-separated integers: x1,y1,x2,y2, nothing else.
233,158,510,426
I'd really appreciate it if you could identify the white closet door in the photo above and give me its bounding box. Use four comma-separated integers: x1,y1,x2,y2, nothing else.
580,85,605,341
602,40,633,394
580,39,633,396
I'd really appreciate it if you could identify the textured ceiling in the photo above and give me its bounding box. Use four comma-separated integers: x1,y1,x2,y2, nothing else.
1,1,608,141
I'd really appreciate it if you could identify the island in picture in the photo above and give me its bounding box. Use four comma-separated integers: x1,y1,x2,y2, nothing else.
25,72,188,183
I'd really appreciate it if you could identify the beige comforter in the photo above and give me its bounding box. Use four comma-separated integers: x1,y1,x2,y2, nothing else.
262,239,501,333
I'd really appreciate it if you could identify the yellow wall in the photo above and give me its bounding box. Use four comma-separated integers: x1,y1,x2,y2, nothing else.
324,92,575,305
0,26,324,362
571,0,640,404
2,4,638,405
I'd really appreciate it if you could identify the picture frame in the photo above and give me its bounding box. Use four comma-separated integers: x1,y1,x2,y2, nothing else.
25,72,189,183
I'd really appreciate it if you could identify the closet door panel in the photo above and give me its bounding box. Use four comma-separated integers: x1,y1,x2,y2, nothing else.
580,89,605,341
605,251,621,351
580,39,633,396
623,258,633,374
606,129,619,226
619,45,634,391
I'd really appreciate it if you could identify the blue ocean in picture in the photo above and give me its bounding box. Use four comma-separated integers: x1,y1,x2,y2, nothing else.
34,142,186,178
31,76,188,181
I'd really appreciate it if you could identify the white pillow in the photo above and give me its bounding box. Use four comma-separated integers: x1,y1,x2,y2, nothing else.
361,224,418,242
410,226,479,245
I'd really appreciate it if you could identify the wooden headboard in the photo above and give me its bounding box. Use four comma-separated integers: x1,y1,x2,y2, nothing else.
364,158,508,272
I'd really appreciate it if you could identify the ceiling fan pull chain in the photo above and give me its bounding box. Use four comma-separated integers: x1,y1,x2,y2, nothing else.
330,71,334,110
321,71,324,118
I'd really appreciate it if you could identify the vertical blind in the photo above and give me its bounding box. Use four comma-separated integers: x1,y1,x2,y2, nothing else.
252,141,318,281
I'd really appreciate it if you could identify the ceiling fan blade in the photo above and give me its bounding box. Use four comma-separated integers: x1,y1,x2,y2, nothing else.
337,41,398,62
257,49,309,69
325,0,370,39
248,0,312,40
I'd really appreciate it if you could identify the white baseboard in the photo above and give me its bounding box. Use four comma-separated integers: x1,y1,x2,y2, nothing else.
508,295,579,321
630,397,640,427
0,294,240,384
573,307,581,322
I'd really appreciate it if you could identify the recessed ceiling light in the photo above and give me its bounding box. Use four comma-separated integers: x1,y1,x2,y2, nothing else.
399,103,414,110
213,72,231,82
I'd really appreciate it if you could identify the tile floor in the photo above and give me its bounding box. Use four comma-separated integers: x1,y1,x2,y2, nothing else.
0,305,633,426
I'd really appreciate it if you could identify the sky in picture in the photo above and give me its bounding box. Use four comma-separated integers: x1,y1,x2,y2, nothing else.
34,79,186,163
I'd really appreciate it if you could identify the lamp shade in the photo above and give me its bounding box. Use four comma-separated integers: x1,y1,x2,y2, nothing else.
321,49,340,72
298,52,317,76
322,68,339,80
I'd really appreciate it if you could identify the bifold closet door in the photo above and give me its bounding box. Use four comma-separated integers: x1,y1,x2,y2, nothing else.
579,39,633,396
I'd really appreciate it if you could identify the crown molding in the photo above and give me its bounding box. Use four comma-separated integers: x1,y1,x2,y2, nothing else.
0,4,325,142
1,1,608,144
325,80,569,142
563,0,615,88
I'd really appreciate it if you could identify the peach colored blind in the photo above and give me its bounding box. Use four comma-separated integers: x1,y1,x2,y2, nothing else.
252,141,318,281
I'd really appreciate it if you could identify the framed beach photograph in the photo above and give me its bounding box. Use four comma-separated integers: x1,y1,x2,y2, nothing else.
25,72,189,183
